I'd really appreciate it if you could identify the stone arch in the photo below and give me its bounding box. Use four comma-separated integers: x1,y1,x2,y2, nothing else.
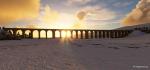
25,30,31,35
113,31,117,38
117,31,122,38
33,30,39,38
8,30,14,35
116,31,120,38
72,31,76,38
101,31,104,38
110,30,113,38
119,31,123,38
95,31,98,39
90,31,94,38
88,31,91,39
24,30,31,38
61,31,67,38
105,31,109,38
40,30,46,38
104,31,107,38
109,31,112,38
83,31,86,39
16,30,23,35
47,30,52,38
55,31,60,38
93,31,96,39
98,31,102,38
66,31,71,38
78,31,81,39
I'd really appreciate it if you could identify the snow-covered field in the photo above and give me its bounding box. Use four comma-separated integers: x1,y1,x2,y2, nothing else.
0,34,150,70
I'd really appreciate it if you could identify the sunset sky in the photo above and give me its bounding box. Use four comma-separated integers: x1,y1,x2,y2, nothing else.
0,0,141,29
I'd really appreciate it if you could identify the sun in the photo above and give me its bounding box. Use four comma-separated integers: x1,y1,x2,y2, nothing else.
38,5,76,29
53,13,77,29
40,13,80,29
36,12,83,38
32,5,85,38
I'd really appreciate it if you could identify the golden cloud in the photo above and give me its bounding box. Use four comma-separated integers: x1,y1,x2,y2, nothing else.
0,0,40,25
67,0,91,5
41,5,59,24
122,0,150,26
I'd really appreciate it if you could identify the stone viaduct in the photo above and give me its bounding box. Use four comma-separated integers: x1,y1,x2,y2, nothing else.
2,27,133,39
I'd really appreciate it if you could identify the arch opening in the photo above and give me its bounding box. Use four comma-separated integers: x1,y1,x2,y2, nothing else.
55,31,60,38
47,30,52,38
73,31,76,38
61,31,67,38
33,30,39,38
7,30,13,35
66,31,71,38
88,31,91,39
25,30,31,38
16,30,23,36
40,30,46,38
83,31,86,39
78,31,81,39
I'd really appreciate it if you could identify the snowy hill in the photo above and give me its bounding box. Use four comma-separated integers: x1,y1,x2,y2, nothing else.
116,23,150,30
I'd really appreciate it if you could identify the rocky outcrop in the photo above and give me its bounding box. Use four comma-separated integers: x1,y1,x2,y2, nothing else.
0,29,21,40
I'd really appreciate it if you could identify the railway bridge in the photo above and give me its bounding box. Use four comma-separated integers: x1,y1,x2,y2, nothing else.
2,27,133,39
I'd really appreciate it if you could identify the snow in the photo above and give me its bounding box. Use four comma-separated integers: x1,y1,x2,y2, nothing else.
0,34,150,70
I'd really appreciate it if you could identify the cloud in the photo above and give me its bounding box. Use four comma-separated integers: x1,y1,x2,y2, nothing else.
76,6,117,21
26,24,38,28
122,0,150,26
41,5,59,24
113,1,133,8
0,0,40,25
74,5,117,29
77,11,87,20
66,0,91,5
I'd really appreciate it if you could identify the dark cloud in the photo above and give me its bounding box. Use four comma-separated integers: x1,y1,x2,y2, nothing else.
77,11,87,20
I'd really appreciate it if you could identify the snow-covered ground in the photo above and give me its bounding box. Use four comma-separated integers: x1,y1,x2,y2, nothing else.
0,34,150,70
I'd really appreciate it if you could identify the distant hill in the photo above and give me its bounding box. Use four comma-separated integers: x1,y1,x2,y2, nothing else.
116,23,150,30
